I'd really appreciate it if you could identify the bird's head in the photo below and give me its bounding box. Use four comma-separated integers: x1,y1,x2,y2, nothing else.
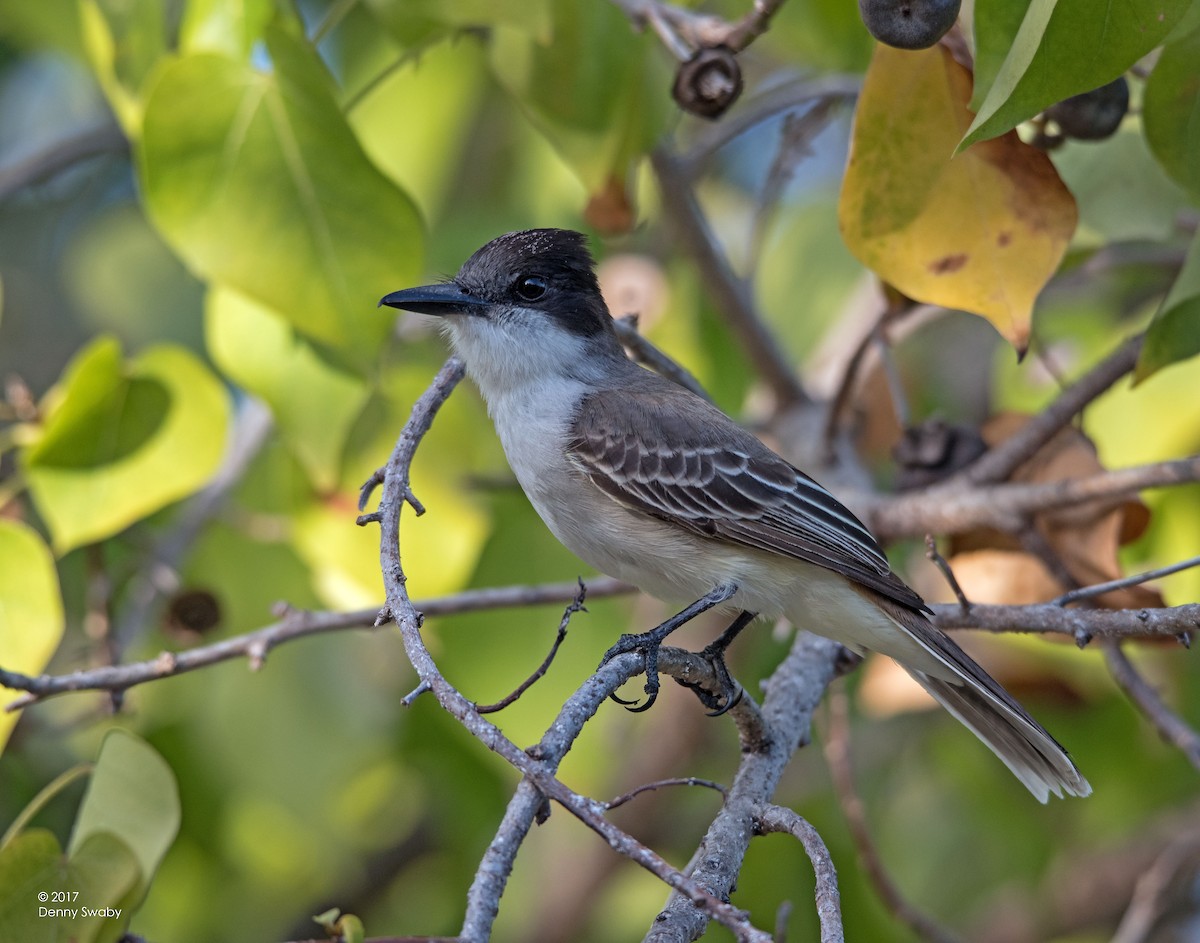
380,230,624,393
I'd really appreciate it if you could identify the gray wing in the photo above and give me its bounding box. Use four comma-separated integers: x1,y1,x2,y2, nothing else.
566,383,928,613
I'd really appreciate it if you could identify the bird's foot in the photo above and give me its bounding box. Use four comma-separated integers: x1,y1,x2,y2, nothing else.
675,639,744,717
673,609,755,716
599,625,674,713
598,583,741,713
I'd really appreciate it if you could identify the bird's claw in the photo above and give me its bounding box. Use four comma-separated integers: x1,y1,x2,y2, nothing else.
675,642,744,717
599,631,665,712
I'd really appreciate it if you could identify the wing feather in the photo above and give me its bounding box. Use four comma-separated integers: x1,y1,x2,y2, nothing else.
567,383,927,612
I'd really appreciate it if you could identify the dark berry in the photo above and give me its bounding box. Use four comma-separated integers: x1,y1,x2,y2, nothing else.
858,0,961,50
1045,77,1129,141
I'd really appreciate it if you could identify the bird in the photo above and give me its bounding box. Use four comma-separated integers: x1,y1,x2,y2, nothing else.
380,228,1091,803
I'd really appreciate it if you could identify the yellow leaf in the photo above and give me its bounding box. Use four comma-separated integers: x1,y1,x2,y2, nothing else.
0,521,64,752
839,44,1077,353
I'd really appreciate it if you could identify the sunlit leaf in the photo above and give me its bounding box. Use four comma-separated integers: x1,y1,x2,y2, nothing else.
206,288,371,492
1144,24,1200,200
489,0,672,194
79,0,166,135
294,470,488,610
0,520,63,752
964,0,1190,149
364,0,550,47
69,730,180,904
1137,232,1200,383
0,829,140,943
179,0,273,58
349,37,488,224
23,337,230,554
839,44,1076,352
139,25,423,361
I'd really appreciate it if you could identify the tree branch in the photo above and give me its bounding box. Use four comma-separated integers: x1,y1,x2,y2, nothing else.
0,577,635,711
643,632,844,942
823,688,963,943
954,333,1144,487
651,146,809,409
929,602,1200,642
370,357,776,942
754,803,843,943
867,455,1200,541
1103,642,1200,773
609,0,788,55
8,585,1198,712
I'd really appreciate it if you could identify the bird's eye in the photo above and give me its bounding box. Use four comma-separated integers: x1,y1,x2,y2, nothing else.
514,275,548,301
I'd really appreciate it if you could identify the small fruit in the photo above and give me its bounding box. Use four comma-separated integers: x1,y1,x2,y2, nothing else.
858,0,961,50
1045,77,1129,141
672,46,743,120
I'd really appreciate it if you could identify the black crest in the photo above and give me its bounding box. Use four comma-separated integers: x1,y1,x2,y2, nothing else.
456,229,611,336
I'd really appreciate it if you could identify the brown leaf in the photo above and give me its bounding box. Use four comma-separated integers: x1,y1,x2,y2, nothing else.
584,174,636,235
943,413,1162,608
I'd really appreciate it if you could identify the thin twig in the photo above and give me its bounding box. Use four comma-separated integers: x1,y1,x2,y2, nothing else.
1110,829,1200,943
723,0,790,51
614,315,714,402
1052,554,1200,607
751,98,842,263
309,0,359,44
683,75,861,171
755,804,843,943
1,577,636,711
954,333,1144,486
113,398,275,656
606,777,728,810
1103,642,1200,773
924,535,970,612
475,581,587,714
823,689,964,943
651,146,809,409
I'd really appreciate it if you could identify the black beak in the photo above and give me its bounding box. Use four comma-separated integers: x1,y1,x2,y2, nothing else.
378,282,488,316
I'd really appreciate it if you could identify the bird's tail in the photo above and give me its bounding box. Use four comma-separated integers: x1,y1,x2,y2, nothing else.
870,595,1091,802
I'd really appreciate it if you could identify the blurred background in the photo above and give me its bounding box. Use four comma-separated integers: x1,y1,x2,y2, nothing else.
1,0,1199,940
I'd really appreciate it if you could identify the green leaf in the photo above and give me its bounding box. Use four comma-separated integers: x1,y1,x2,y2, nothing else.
0,520,64,753
206,288,371,491
79,0,166,135
489,0,672,192
179,0,273,58
0,0,84,56
1144,24,1200,199
1052,131,1192,244
349,36,489,224
0,829,61,942
1137,233,1200,383
969,0,1031,113
68,730,180,904
0,829,140,943
963,0,1190,149
365,0,551,46
23,337,230,554
138,25,423,361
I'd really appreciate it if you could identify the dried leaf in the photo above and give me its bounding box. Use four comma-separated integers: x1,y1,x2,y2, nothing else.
943,413,1162,609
